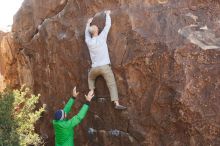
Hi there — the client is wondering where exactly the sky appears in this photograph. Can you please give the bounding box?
[0,0,24,32]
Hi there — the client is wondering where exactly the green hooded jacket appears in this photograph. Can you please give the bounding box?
[52,97,89,146]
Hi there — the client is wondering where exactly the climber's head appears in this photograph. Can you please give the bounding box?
[54,109,66,120]
[89,25,99,37]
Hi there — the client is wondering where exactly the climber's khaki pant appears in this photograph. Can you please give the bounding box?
[88,64,119,101]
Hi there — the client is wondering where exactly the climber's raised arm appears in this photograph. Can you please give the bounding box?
[99,10,111,39]
[85,17,93,42]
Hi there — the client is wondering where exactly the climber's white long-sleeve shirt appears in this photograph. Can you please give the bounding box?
[85,14,111,68]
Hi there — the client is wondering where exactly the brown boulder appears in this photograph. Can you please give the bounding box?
[0,0,220,145]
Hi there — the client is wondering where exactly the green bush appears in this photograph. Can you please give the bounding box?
[0,87,45,146]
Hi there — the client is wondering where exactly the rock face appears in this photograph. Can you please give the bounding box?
[0,31,21,91]
[0,0,220,145]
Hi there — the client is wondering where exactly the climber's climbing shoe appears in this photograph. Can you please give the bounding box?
[115,104,127,110]
[92,96,97,101]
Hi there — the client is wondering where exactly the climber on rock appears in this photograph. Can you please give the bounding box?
[85,10,126,110]
[53,87,94,146]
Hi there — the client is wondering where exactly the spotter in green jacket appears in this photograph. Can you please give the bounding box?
[53,97,90,146]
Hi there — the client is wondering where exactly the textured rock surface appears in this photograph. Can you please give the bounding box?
[0,31,21,91]
[0,0,220,145]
